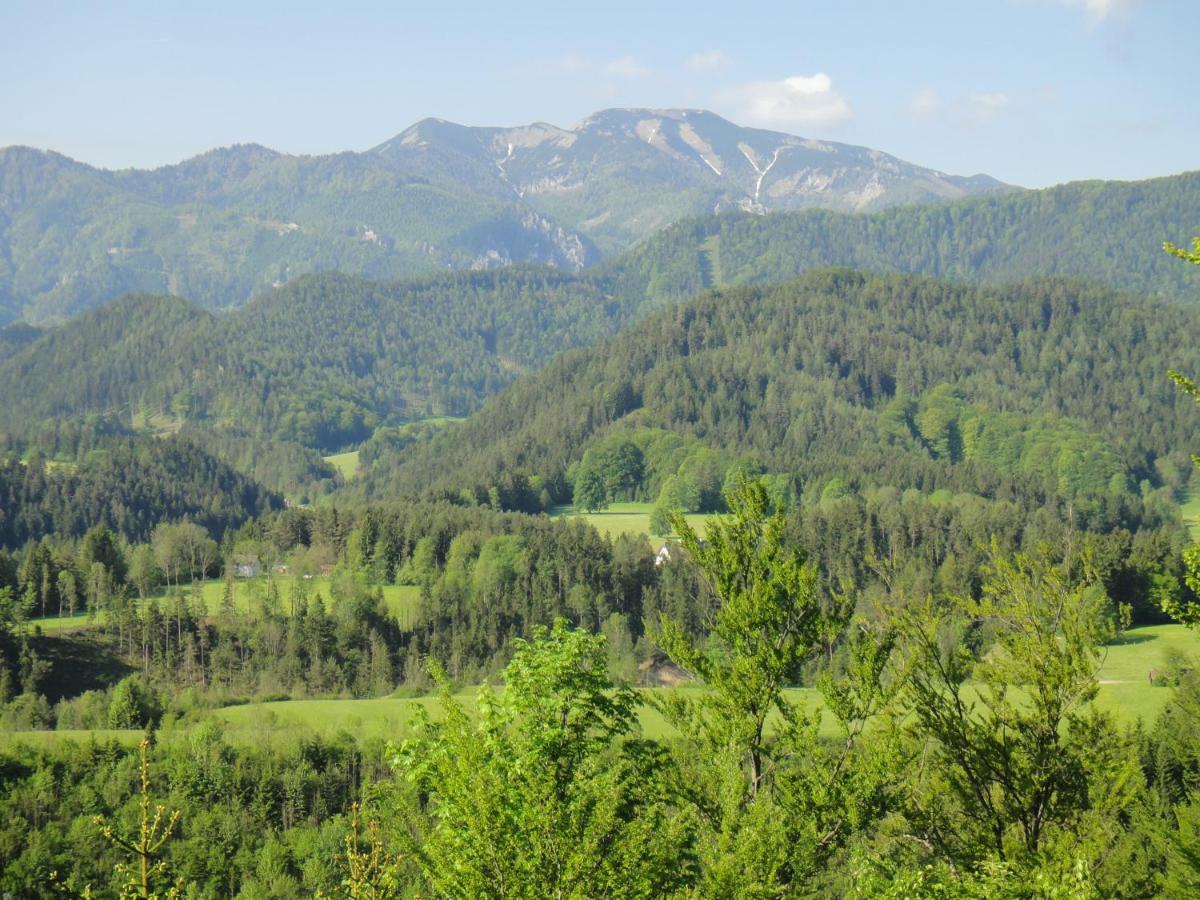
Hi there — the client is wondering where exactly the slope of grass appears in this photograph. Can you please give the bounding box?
[206,686,831,745]
[1091,623,1200,725]
[549,501,719,550]
[323,450,360,480]
[198,626,1200,744]
[7,625,1197,750]
[21,578,422,634]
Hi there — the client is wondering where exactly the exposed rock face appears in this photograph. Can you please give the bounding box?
[372,108,1011,253]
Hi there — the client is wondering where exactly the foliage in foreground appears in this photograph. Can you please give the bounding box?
[390,622,693,897]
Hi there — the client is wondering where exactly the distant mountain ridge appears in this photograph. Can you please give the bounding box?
[604,169,1200,307]
[372,108,1010,251]
[0,108,1009,323]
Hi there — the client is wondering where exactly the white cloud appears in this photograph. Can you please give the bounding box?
[553,54,592,74]
[913,90,1012,128]
[910,88,939,116]
[1053,0,1142,24]
[717,73,851,128]
[687,50,731,73]
[964,92,1009,121]
[603,55,649,79]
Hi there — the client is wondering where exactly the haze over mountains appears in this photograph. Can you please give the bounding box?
[0,108,1010,324]
[378,108,1010,248]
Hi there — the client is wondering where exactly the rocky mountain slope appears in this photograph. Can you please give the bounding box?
[0,109,1008,323]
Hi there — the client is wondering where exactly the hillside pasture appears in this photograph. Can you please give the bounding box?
[20,577,422,634]
[549,501,720,550]
[201,625,1200,743]
[323,449,360,480]
[207,687,832,745]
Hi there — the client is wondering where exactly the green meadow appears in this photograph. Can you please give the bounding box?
[204,688,825,745]
[20,577,423,635]
[323,449,360,480]
[549,501,720,550]
[193,624,1200,743]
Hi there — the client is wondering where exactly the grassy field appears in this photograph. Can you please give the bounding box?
[0,729,144,749]
[21,578,423,634]
[198,625,1200,741]
[207,686,830,745]
[8,624,1198,751]
[323,418,464,482]
[323,450,360,480]
[1091,623,1200,723]
[549,501,721,550]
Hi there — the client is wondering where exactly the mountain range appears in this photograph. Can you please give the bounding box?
[0,108,1009,324]
[1,166,1196,475]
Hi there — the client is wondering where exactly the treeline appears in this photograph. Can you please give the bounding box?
[353,271,1200,524]
[349,503,663,683]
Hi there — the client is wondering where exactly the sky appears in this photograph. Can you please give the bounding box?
[0,0,1194,188]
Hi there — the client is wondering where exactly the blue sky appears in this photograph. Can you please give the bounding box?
[1,0,1194,187]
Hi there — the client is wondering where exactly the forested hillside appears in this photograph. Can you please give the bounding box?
[0,322,40,362]
[357,270,1200,522]
[0,268,626,451]
[5,167,1198,460]
[0,436,280,547]
[608,170,1200,306]
[0,293,212,422]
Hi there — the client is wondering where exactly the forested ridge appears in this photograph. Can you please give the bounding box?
[354,269,1200,519]
[10,264,1196,528]
[0,107,1006,324]
[607,169,1200,307]
[0,436,281,547]
[0,142,598,324]
[0,267,626,452]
